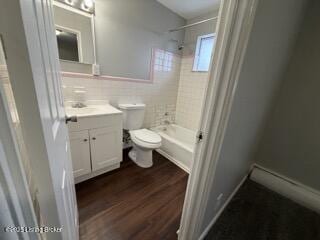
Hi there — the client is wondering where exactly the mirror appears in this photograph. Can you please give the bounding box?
[53,2,95,67]
[52,0,185,80]
[56,28,80,62]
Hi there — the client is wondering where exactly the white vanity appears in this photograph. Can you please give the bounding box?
[65,103,123,183]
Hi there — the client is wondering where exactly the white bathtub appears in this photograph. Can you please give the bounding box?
[152,124,196,173]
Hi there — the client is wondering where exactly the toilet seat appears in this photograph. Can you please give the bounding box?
[132,129,161,143]
[130,129,161,149]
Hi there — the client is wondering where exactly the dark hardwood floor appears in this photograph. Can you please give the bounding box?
[76,149,188,240]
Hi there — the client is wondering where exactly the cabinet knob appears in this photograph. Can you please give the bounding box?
[92,137,96,140]
[83,139,88,142]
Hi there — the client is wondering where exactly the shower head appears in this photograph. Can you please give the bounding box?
[168,38,184,51]
[178,44,184,50]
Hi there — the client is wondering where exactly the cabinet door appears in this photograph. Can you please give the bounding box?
[90,127,122,171]
[69,131,91,178]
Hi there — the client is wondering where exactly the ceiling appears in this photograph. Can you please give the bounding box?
[157,0,221,20]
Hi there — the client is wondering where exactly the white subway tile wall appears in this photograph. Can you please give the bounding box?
[62,49,181,128]
[62,50,210,131]
[175,56,209,130]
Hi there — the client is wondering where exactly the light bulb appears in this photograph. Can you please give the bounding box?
[65,0,74,5]
[83,0,93,8]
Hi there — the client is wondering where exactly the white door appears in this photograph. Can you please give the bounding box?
[27,1,78,239]
[90,127,122,171]
[0,0,78,239]
[69,131,91,178]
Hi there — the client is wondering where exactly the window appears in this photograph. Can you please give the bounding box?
[193,33,216,72]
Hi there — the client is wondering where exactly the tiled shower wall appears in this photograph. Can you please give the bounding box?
[62,49,181,128]
[174,11,216,131]
[175,56,209,130]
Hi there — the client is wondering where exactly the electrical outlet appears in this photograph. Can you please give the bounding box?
[215,193,224,211]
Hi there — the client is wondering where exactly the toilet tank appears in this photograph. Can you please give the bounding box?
[118,103,146,130]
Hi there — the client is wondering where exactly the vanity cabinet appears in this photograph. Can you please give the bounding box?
[67,108,123,183]
[69,131,91,178]
[90,127,122,171]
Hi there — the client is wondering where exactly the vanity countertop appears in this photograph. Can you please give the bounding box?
[65,104,122,118]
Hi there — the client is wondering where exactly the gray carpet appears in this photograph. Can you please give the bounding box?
[205,180,320,240]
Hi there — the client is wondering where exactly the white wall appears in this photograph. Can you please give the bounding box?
[175,11,218,130]
[94,0,185,79]
[256,0,320,191]
[62,49,181,128]
[63,10,218,132]
[60,3,216,131]
[183,11,219,56]
[201,0,308,234]
[175,57,210,130]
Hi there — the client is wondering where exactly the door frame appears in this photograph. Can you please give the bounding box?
[0,76,39,240]
[178,0,259,239]
[0,0,78,239]
[0,0,259,240]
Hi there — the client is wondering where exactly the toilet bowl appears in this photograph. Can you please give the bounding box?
[129,128,161,168]
[118,103,162,168]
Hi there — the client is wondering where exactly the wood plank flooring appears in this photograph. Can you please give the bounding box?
[76,149,188,240]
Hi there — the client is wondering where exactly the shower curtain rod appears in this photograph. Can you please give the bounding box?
[168,16,218,32]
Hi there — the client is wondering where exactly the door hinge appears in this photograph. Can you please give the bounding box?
[197,130,204,143]
[0,34,8,60]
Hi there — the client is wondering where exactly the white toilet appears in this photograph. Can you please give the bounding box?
[118,103,161,168]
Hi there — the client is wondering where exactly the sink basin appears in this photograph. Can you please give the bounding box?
[65,104,122,118]
[66,107,98,116]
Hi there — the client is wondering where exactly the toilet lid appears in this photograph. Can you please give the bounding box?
[132,129,161,144]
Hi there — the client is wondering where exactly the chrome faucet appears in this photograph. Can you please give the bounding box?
[72,102,87,108]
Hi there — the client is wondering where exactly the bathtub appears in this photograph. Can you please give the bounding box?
[152,124,196,173]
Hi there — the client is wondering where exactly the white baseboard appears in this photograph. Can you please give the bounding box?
[250,164,320,214]
[199,174,248,240]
